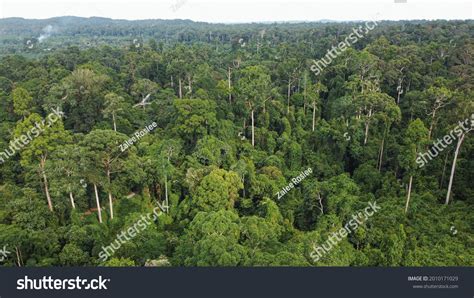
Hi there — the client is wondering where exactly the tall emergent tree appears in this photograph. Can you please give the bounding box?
[237,66,271,147]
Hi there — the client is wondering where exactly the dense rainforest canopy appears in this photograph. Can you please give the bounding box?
[0,17,473,266]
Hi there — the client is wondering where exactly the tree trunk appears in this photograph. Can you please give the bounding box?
[165,154,171,212]
[69,192,76,209]
[251,109,255,147]
[108,192,114,220]
[312,101,316,132]
[15,246,23,267]
[428,110,436,140]
[187,75,192,95]
[112,113,117,132]
[378,133,385,172]
[178,78,183,99]
[445,133,466,205]
[316,193,324,214]
[364,121,370,145]
[287,80,291,114]
[107,169,114,220]
[164,174,169,213]
[440,150,450,189]
[364,109,372,145]
[227,67,232,104]
[94,184,103,223]
[396,77,403,105]
[40,158,53,212]
[405,175,413,213]
[303,77,307,116]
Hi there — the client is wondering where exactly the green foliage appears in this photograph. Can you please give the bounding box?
[0,19,472,267]
[191,169,243,215]
[12,87,33,117]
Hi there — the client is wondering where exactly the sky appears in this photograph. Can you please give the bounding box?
[0,0,472,23]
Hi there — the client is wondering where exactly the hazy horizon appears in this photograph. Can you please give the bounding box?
[1,15,473,24]
[0,0,472,23]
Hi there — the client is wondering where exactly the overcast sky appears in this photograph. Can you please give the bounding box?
[0,0,472,22]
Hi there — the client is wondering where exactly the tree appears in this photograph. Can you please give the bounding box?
[175,210,248,266]
[399,119,429,213]
[48,144,86,209]
[425,85,453,140]
[59,243,89,265]
[237,66,272,147]
[81,130,133,221]
[445,96,473,205]
[146,139,182,212]
[131,79,158,110]
[14,113,71,211]
[166,45,196,99]
[12,87,33,117]
[191,169,243,215]
[305,80,327,132]
[60,69,108,132]
[353,79,395,145]
[173,99,218,148]
[103,93,126,132]
[376,98,401,171]
[278,58,301,114]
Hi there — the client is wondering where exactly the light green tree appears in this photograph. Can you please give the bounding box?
[12,87,33,117]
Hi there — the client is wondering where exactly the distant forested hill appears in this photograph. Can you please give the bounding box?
[1,17,472,57]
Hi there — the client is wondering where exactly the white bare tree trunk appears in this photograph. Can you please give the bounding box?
[94,184,103,223]
[251,109,255,147]
[378,134,385,171]
[428,110,437,141]
[227,67,232,104]
[164,175,169,214]
[364,109,372,145]
[405,175,413,213]
[287,80,291,114]
[112,113,117,132]
[108,192,114,220]
[445,133,467,205]
[40,158,53,212]
[107,170,114,219]
[187,75,192,95]
[69,192,76,209]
